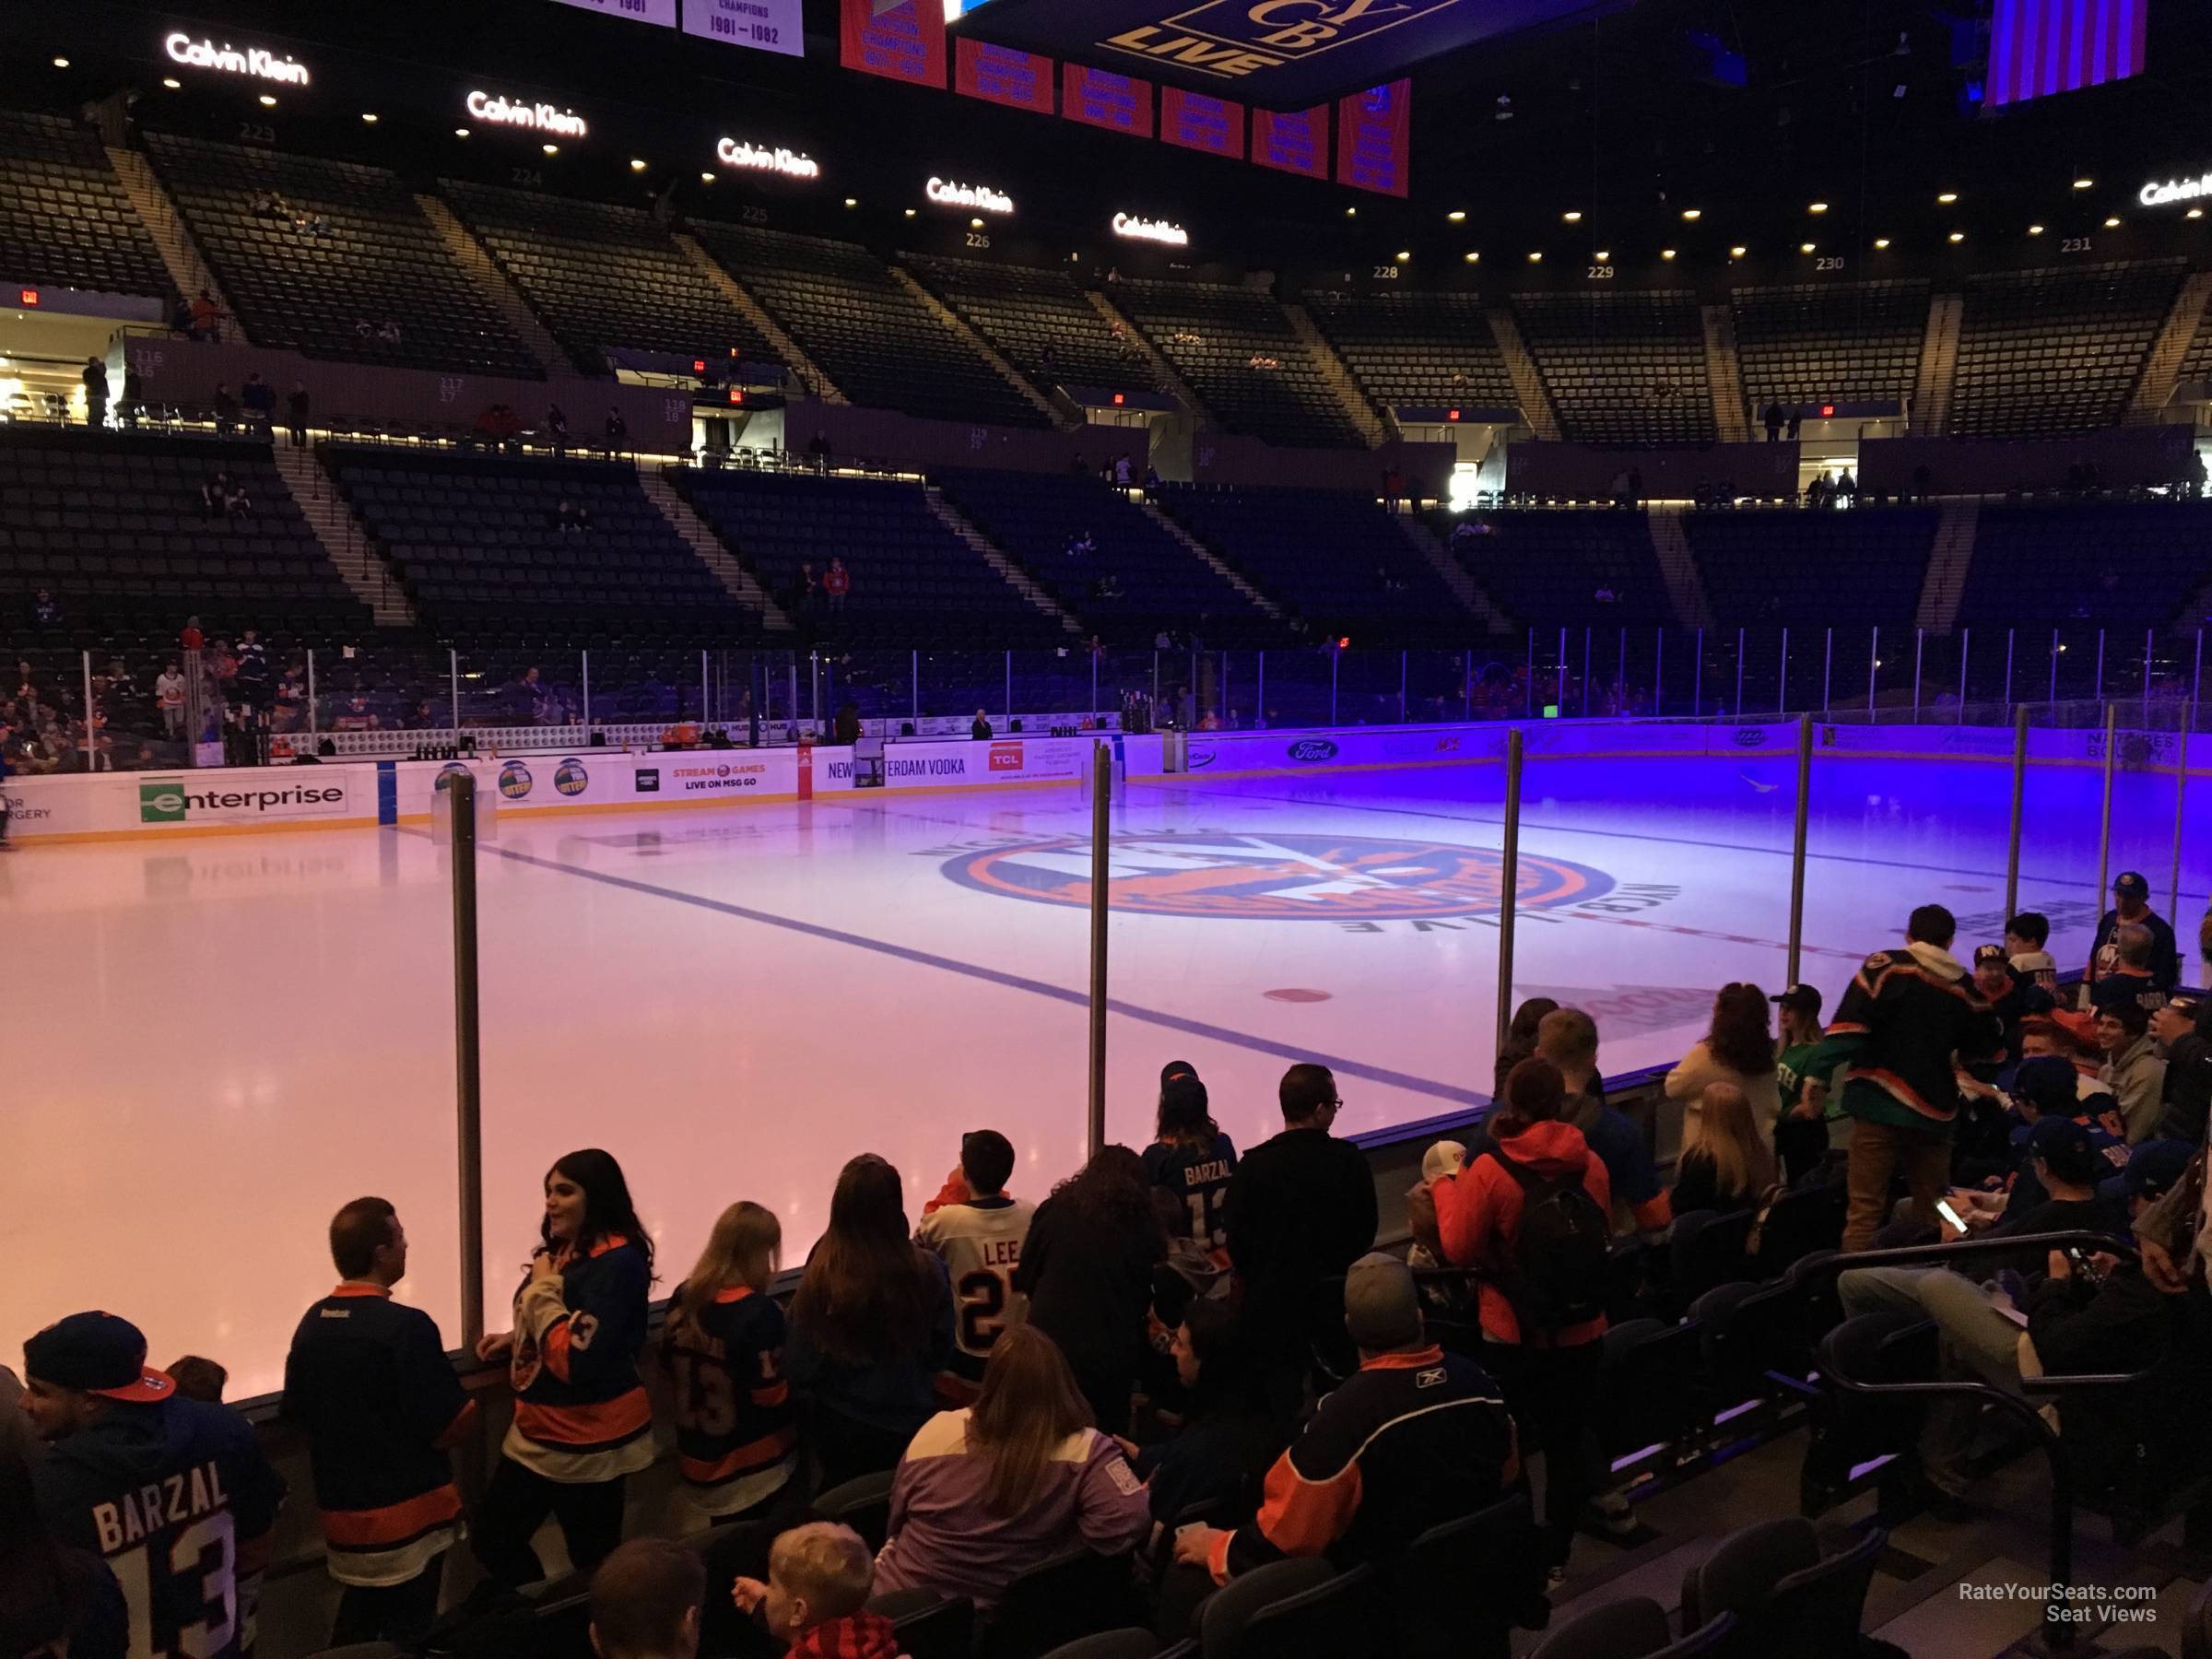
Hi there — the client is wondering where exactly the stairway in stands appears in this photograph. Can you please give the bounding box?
[1912,291,1964,435]
[1913,499,1981,632]
[1700,303,1752,443]
[1644,506,1716,629]
[1282,300,1393,444]
[635,469,791,631]
[921,488,1083,634]
[888,265,1068,429]
[1394,514,1512,634]
[674,234,842,403]
[416,193,572,375]
[269,443,415,626]
[2127,268,2212,424]
[1485,308,1562,441]
[1084,289,1209,422]
[1131,496,1284,620]
[105,146,241,345]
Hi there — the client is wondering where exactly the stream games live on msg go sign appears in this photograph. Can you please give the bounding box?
[947,0,1597,107]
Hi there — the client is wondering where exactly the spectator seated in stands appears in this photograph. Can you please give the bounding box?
[784,1155,954,1488]
[734,1523,896,1659]
[1065,529,1096,559]
[1169,1254,1517,1602]
[1669,1082,1779,1218]
[1115,1295,1276,1537]
[376,319,402,347]
[551,498,594,534]
[2151,992,2212,1146]
[869,1325,1149,1610]
[1838,1135,2194,1514]
[2098,1001,2167,1144]
[592,1536,706,1659]
[30,589,62,628]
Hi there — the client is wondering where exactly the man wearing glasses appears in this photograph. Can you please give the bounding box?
[1225,1065,1380,1412]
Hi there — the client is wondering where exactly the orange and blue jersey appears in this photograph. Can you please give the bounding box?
[283,1284,476,1587]
[505,1233,653,1482]
[661,1281,798,1517]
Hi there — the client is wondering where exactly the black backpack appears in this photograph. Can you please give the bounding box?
[1487,1144,1611,1331]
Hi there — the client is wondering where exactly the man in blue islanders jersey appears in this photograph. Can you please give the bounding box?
[22,1312,285,1659]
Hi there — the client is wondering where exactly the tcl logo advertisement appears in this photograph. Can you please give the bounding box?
[989,743,1026,771]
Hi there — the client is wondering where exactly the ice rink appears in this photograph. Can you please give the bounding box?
[6,723,2199,1395]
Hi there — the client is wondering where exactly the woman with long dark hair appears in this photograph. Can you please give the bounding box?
[1143,1065,1237,1259]
[871,1326,1150,1610]
[663,1201,798,1524]
[0,1409,126,1659]
[472,1148,655,1585]
[1117,1295,1277,1533]
[1665,982,1782,1151]
[1013,1146,1169,1435]
[1494,997,1560,1098]
[785,1155,954,1488]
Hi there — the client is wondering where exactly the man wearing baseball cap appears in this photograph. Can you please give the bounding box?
[1771,984,1843,1185]
[2087,873,2180,997]
[1168,1254,1523,1630]
[22,1312,285,1659]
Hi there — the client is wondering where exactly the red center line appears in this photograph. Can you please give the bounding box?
[1568,911,1866,959]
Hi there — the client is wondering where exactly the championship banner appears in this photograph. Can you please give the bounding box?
[552,0,677,23]
[684,0,803,56]
[1160,87,1244,159]
[1335,78,1410,196]
[1063,65,1155,136]
[1251,103,1328,179]
[841,0,947,87]
[956,37,1056,113]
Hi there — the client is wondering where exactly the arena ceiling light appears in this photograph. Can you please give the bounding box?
[629,158,646,171]
[257,94,276,107]
[971,216,985,228]
[1936,191,1959,204]
[51,56,68,68]
[1447,209,1465,222]
[843,196,858,206]
[2192,208,2206,219]
[1807,201,1828,214]
[2104,215,2122,227]
[1526,250,1542,262]
[2074,177,2094,189]
[699,171,712,182]
[2028,222,2045,234]
[361,112,379,124]
[161,77,181,88]
[1680,207,1701,220]
[904,207,918,218]
[1873,236,1891,248]
[1661,248,1677,259]
[1593,249,1609,260]
[1463,251,1478,262]
[1345,206,1357,217]
[1729,244,1747,257]
[1947,229,1965,241]
[1562,209,1582,222]
[455,127,471,138]
[1800,241,1815,253]
[1394,249,1411,262]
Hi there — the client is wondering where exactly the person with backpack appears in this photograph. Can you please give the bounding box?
[1428,1056,1612,1580]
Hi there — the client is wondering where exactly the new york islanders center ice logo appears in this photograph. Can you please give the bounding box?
[944,831,1611,921]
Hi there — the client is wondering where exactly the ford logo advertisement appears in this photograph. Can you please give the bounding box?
[1287,739,1339,764]
[1732,727,1768,748]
